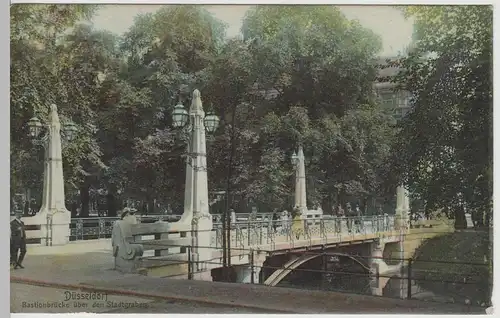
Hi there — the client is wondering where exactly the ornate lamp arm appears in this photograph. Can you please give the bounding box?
[31,127,50,147]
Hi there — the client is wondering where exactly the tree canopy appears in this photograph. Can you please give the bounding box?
[384,5,493,228]
[10,4,492,223]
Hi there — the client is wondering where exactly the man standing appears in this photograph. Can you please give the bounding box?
[335,204,344,233]
[10,212,27,269]
[272,209,279,232]
[355,204,362,233]
[346,203,354,233]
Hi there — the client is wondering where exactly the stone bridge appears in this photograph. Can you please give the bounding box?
[110,213,412,297]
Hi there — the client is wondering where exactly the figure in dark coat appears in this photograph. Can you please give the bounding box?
[10,213,27,269]
[272,210,279,232]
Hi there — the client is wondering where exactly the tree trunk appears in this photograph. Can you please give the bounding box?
[106,192,117,217]
[70,201,78,218]
[453,205,467,230]
[148,198,155,214]
[79,181,90,217]
[362,197,368,215]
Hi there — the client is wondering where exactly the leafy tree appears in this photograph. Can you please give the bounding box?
[235,6,395,212]
[386,6,493,228]
[111,5,227,212]
[11,4,402,220]
[10,4,101,205]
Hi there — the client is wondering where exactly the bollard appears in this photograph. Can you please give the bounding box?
[187,246,193,280]
[407,258,413,299]
[250,249,255,284]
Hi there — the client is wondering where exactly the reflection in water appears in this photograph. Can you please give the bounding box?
[276,261,489,306]
[278,269,415,299]
[276,261,433,301]
[277,256,372,295]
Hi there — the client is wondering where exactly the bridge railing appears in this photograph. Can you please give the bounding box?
[211,212,324,223]
[130,221,190,260]
[68,215,179,242]
[18,216,50,245]
[19,214,183,246]
[212,215,397,249]
[22,213,397,246]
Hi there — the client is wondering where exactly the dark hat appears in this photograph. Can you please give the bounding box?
[120,207,136,219]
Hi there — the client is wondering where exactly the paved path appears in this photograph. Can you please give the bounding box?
[11,252,485,314]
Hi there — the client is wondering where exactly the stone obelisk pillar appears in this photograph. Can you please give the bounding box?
[395,185,411,228]
[37,104,71,245]
[181,90,212,274]
[294,146,308,217]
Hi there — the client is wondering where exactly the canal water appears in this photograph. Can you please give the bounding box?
[278,266,490,306]
[276,263,463,303]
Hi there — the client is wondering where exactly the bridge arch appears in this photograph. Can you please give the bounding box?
[263,252,371,287]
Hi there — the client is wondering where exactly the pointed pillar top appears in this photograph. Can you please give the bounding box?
[190,89,204,113]
[49,103,60,126]
[297,145,304,159]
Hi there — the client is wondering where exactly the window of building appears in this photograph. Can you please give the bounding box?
[380,92,397,109]
[397,91,411,109]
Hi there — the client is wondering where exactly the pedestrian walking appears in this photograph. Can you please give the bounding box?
[10,212,27,269]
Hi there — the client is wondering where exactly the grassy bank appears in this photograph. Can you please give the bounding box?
[412,229,492,305]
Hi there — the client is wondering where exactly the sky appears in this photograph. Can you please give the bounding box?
[92,5,414,57]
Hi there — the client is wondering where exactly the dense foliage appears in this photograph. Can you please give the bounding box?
[382,6,493,228]
[10,5,492,223]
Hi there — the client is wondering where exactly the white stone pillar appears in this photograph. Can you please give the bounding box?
[235,252,266,284]
[403,188,411,220]
[294,146,308,216]
[369,241,386,296]
[395,185,410,230]
[34,104,70,245]
[183,142,194,220]
[181,90,213,272]
[235,265,260,284]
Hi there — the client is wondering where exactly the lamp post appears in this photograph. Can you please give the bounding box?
[291,145,307,217]
[171,89,220,272]
[27,104,77,245]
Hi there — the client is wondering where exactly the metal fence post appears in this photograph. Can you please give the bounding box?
[247,221,251,246]
[98,218,105,239]
[407,258,413,299]
[46,215,50,246]
[187,245,193,280]
[250,248,255,284]
[321,246,327,290]
[50,216,53,246]
[259,224,263,245]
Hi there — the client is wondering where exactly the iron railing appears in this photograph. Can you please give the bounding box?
[69,215,180,241]
[65,214,396,243]
[211,215,396,249]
